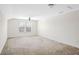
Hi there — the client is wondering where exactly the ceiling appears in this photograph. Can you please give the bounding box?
[0,4,79,20]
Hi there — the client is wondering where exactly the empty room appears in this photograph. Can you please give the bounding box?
[0,4,79,55]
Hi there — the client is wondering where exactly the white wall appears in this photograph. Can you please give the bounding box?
[8,19,38,37]
[38,10,79,48]
[0,11,7,53]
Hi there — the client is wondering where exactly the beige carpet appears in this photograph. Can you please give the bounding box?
[1,36,79,55]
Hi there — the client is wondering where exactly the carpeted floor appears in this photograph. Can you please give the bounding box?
[1,36,79,55]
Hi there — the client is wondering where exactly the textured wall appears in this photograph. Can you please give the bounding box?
[38,10,79,48]
[0,11,7,53]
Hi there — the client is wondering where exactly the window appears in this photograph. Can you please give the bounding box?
[18,22,25,32]
[26,21,31,32]
[18,21,31,32]
[19,27,25,32]
[26,27,31,32]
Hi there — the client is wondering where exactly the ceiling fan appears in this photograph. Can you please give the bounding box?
[48,4,54,8]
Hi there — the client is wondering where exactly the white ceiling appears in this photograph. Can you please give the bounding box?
[0,4,79,20]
